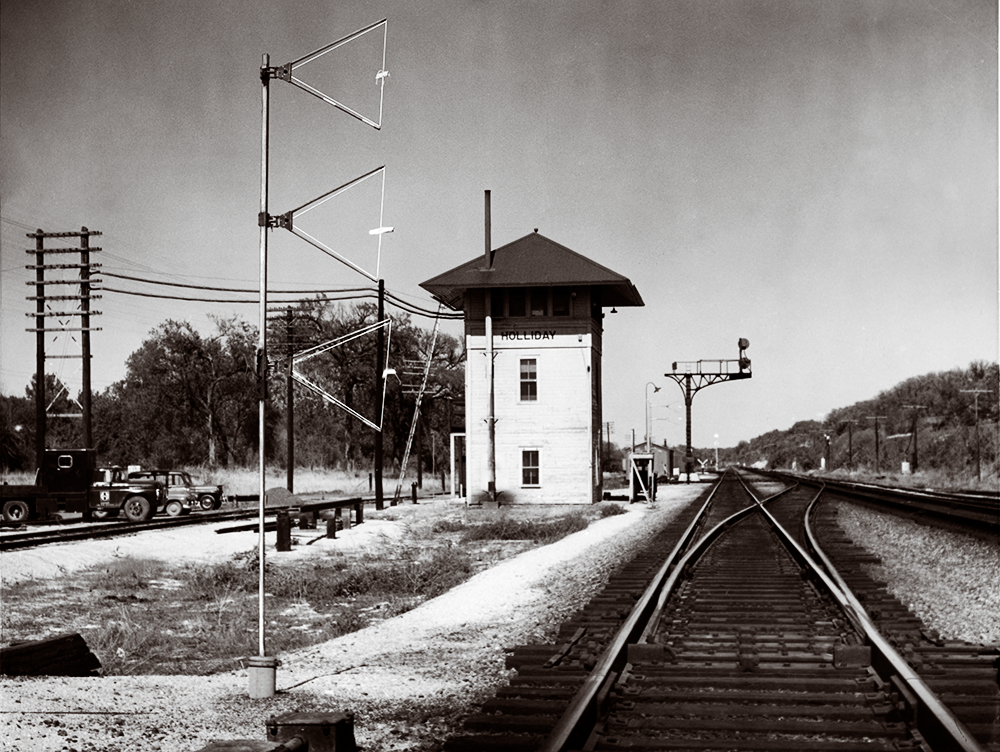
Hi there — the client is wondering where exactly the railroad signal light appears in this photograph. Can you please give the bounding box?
[738,338,750,372]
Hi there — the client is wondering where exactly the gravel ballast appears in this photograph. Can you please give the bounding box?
[835,502,1000,644]
[1,487,702,752]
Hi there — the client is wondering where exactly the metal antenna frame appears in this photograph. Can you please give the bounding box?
[256,19,389,667]
[290,317,393,431]
[273,165,390,282]
[277,18,389,129]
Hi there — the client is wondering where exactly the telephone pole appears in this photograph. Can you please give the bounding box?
[901,404,928,473]
[960,389,991,481]
[26,227,102,464]
[866,415,887,474]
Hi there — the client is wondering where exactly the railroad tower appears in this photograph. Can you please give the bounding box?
[421,227,643,504]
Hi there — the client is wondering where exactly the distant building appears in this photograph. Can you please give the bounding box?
[421,231,642,504]
[628,441,677,479]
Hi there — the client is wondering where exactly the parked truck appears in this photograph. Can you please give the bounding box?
[1,449,166,524]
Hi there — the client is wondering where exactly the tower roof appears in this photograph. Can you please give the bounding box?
[419,232,644,311]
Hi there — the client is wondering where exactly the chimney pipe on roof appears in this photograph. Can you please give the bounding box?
[484,190,491,270]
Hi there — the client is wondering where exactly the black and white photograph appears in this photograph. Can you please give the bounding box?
[1,1,997,750]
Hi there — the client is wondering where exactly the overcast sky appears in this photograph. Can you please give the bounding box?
[2,0,996,450]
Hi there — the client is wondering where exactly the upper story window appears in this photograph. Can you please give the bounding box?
[552,287,571,316]
[520,358,537,401]
[508,288,527,317]
[489,289,504,318]
[529,287,547,316]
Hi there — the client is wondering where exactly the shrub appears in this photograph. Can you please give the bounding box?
[431,518,468,534]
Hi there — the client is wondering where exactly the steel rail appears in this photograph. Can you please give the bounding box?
[0,508,258,551]
[756,469,1000,530]
[537,472,753,752]
[803,487,985,752]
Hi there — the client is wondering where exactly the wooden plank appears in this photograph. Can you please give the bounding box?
[0,633,101,676]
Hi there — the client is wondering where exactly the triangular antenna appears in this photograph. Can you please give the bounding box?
[276,19,388,129]
[290,318,392,430]
[276,166,391,282]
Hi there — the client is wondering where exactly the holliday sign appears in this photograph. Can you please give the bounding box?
[496,328,558,341]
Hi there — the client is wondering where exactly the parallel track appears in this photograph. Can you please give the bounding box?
[0,492,370,551]
[442,472,997,751]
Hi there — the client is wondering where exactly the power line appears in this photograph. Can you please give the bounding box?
[101,271,372,295]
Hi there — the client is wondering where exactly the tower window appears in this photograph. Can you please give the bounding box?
[522,449,540,486]
[552,287,571,316]
[508,288,527,317]
[529,287,547,316]
[520,359,537,402]
[489,289,503,318]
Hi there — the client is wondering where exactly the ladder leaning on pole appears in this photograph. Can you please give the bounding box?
[392,305,442,504]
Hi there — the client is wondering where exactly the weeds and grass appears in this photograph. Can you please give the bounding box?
[4,506,616,676]
[458,512,591,543]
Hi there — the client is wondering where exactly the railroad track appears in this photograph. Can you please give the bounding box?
[442,471,997,751]
[0,492,372,551]
[0,507,259,551]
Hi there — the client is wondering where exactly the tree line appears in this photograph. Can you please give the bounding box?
[721,361,998,477]
[1,298,464,475]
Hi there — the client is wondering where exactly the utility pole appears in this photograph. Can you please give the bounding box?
[960,389,990,481]
[665,339,752,482]
[866,415,887,474]
[375,278,385,509]
[26,227,102,464]
[482,190,496,504]
[839,419,858,469]
[266,306,319,493]
[602,421,613,474]
[902,404,928,473]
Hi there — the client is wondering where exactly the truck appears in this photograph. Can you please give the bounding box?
[128,469,224,512]
[1,449,166,524]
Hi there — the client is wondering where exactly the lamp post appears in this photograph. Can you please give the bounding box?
[645,382,660,452]
[714,434,719,470]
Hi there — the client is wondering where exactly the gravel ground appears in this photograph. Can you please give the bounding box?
[3,486,996,752]
[0,486,703,752]
[835,502,1000,644]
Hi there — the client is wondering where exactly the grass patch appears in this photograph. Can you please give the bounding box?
[459,513,590,543]
[596,503,628,518]
[2,506,620,676]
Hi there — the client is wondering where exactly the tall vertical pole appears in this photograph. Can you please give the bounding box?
[684,376,693,481]
[485,191,496,502]
[80,229,93,449]
[961,390,989,481]
[285,311,294,493]
[866,416,885,473]
[874,417,880,473]
[375,278,385,510]
[848,422,853,468]
[257,53,270,660]
[34,232,45,470]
